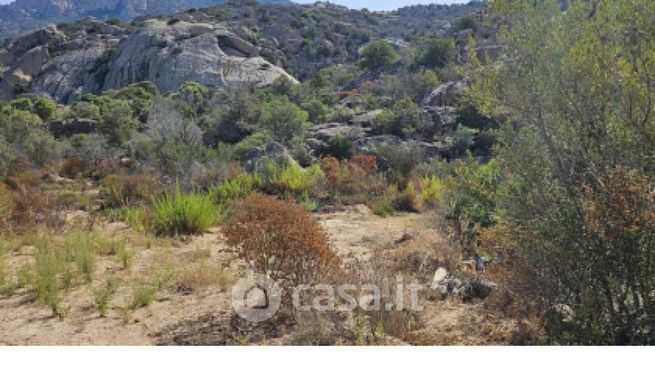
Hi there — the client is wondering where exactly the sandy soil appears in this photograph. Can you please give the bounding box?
[0,205,515,345]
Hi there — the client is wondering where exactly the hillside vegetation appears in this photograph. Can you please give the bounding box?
[0,0,653,345]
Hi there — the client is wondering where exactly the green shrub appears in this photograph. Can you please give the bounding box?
[107,206,154,234]
[27,243,69,317]
[259,96,310,143]
[369,187,398,217]
[256,161,324,197]
[359,40,398,70]
[153,187,220,235]
[210,173,259,204]
[445,158,501,228]
[129,281,158,309]
[93,277,118,317]
[421,176,447,203]
[116,247,134,270]
[372,97,423,138]
[415,36,455,69]
[302,98,332,123]
[323,135,353,160]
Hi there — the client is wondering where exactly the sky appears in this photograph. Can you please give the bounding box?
[0,1,464,11]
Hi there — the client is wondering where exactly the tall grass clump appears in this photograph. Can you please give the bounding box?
[93,277,119,317]
[153,187,220,235]
[107,206,154,234]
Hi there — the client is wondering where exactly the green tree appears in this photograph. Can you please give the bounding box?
[470,0,655,344]
[359,40,398,70]
[415,36,455,69]
[259,96,310,144]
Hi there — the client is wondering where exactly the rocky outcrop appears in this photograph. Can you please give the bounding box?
[353,135,443,166]
[421,79,469,108]
[101,20,297,94]
[0,1,291,37]
[0,18,296,102]
[431,267,495,302]
[240,142,296,173]
[48,118,98,138]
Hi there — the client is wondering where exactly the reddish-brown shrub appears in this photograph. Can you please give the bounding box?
[101,174,162,208]
[0,174,67,233]
[320,154,380,198]
[223,194,340,287]
[59,158,92,179]
[349,153,377,175]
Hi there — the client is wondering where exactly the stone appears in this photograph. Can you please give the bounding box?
[240,142,297,173]
[0,19,297,102]
[421,79,468,108]
[47,118,98,138]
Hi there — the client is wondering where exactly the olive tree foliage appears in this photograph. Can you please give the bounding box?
[469,0,655,344]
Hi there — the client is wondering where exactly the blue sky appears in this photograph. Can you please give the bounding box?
[0,1,464,11]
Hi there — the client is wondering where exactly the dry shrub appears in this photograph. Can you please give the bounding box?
[0,183,14,230]
[58,158,92,179]
[1,172,67,233]
[224,194,341,287]
[176,262,235,294]
[321,153,382,198]
[101,173,161,208]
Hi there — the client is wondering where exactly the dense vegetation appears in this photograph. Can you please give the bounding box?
[0,0,653,345]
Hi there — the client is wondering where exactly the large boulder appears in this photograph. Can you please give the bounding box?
[47,118,98,138]
[308,122,371,142]
[101,20,296,93]
[421,79,468,108]
[0,19,297,102]
[353,135,442,164]
[240,142,297,173]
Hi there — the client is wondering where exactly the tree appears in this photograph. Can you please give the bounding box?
[258,96,310,144]
[359,40,398,70]
[470,0,655,344]
[415,36,455,69]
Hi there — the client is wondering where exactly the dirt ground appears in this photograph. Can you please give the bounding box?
[0,205,516,345]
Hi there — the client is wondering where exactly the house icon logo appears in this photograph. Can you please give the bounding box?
[231,274,282,323]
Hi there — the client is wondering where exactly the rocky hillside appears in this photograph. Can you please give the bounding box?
[0,1,486,102]
[0,0,291,37]
[0,16,297,102]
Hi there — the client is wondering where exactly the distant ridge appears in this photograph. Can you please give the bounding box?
[0,0,291,36]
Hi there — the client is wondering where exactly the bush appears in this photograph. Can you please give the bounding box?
[375,144,424,186]
[322,135,353,160]
[372,98,423,138]
[255,161,324,198]
[302,98,332,124]
[101,174,161,208]
[445,158,501,228]
[93,277,118,317]
[269,164,324,196]
[258,96,310,144]
[107,205,154,235]
[153,187,220,235]
[420,175,446,204]
[210,173,259,205]
[130,281,158,309]
[415,36,455,69]
[359,40,398,70]
[224,194,340,287]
